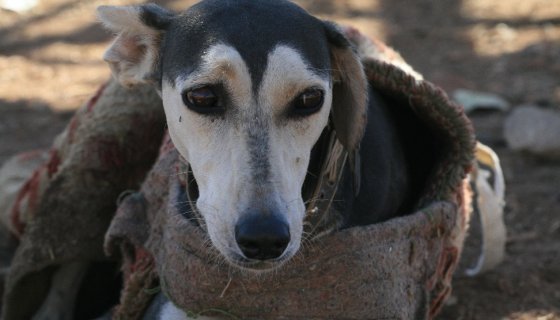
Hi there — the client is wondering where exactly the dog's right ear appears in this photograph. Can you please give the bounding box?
[323,22,368,195]
[97,4,174,87]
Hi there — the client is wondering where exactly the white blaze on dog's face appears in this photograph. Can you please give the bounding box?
[98,0,367,271]
[163,44,331,268]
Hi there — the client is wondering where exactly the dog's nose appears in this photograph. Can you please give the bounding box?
[235,214,290,261]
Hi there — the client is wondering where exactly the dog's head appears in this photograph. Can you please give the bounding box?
[98,0,367,271]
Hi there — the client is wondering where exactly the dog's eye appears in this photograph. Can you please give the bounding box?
[182,86,223,114]
[292,88,324,115]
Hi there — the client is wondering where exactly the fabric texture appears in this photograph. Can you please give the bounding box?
[1,81,165,319]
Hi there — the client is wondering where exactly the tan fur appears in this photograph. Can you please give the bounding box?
[329,46,368,153]
[97,5,162,87]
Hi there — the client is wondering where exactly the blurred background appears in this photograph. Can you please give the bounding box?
[0,0,559,319]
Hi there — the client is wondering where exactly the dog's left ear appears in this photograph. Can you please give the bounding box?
[97,4,174,87]
[323,22,368,155]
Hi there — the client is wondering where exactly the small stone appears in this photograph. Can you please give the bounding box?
[453,89,510,113]
[504,106,560,158]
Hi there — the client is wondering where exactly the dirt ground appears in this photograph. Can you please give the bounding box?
[1,0,559,319]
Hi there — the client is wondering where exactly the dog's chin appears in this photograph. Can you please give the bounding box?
[225,253,292,274]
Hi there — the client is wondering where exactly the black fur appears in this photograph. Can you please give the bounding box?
[333,87,439,227]
[159,0,331,89]
[334,88,411,226]
[323,21,352,49]
[140,3,174,30]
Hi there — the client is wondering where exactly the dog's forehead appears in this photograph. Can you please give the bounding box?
[161,0,331,85]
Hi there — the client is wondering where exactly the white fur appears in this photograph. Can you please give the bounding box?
[160,302,188,320]
[162,44,331,269]
[258,46,332,258]
[163,44,255,264]
[159,301,218,320]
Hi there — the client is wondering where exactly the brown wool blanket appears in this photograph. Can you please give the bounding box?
[0,28,475,320]
[1,81,165,320]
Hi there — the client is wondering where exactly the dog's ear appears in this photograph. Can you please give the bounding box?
[323,22,368,154]
[97,4,174,87]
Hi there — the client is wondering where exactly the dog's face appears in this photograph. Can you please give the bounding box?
[98,0,367,271]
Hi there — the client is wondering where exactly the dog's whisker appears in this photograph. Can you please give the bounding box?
[178,214,206,225]
[285,246,310,271]
[170,170,190,177]
[301,236,322,255]
[196,200,220,214]
[172,199,197,205]
[303,197,333,205]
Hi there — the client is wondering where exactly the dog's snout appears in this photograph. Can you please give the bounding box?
[235,214,290,261]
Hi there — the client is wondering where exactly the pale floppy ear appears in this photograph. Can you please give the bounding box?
[323,21,368,154]
[323,22,368,194]
[97,4,174,87]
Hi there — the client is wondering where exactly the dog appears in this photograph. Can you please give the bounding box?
[96,0,414,318]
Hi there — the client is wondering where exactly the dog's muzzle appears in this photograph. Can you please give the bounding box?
[179,129,348,270]
[235,213,290,261]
